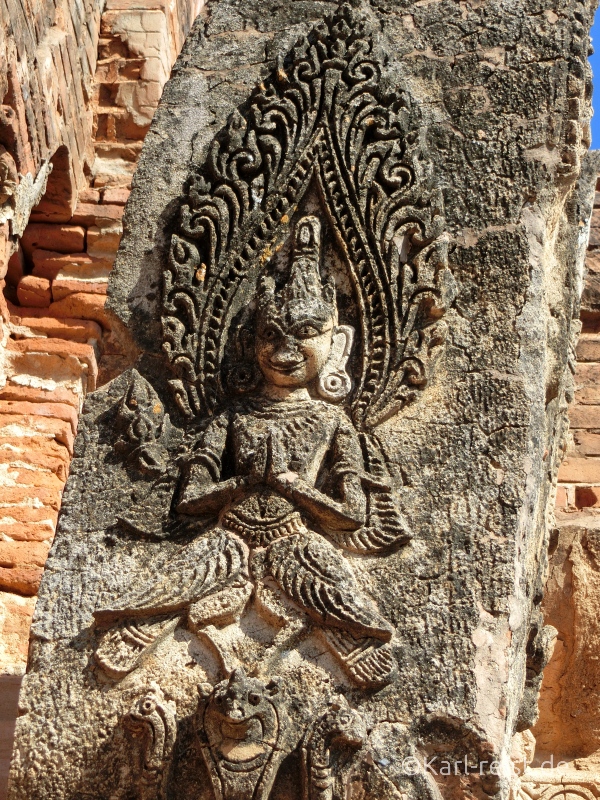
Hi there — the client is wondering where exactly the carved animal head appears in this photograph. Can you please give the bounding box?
[202,669,282,763]
[301,696,366,800]
[114,370,167,474]
[124,683,177,773]
[198,670,298,800]
[313,696,367,751]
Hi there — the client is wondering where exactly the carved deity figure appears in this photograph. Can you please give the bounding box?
[95,216,409,690]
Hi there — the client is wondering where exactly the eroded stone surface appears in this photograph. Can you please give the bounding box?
[8,1,598,798]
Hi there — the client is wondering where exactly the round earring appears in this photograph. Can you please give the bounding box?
[317,369,352,402]
[226,362,261,394]
[316,324,354,403]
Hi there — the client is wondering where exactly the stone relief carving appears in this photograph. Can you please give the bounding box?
[87,5,454,797]
[113,370,170,476]
[196,670,295,800]
[518,770,600,800]
[95,616,179,679]
[96,211,418,693]
[17,5,452,799]
[8,0,595,795]
[161,1,451,427]
[519,790,597,800]
[301,696,366,800]
[124,684,178,800]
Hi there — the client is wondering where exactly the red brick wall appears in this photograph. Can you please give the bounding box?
[529,179,600,768]
[0,0,105,214]
[0,2,203,795]
[0,0,105,690]
[557,180,600,507]
[0,1,106,553]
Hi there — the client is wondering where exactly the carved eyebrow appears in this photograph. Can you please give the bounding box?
[290,318,333,333]
[258,320,285,335]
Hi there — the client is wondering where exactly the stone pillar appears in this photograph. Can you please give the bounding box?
[8,2,597,798]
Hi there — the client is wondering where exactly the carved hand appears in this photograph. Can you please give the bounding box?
[248,436,269,486]
[263,430,300,490]
[268,473,365,532]
[177,463,247,515]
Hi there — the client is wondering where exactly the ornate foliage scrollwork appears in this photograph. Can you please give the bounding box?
[162,1,453,429]
[518,780,598,800]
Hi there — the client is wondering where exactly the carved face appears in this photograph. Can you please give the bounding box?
[204,671,281,763]
[255,309,334,389]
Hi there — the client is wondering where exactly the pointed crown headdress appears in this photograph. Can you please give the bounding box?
[257,216,336,326]
[162,2,453,426]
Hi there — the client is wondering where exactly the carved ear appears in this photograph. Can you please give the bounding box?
[317,324,354,403]
[198,683,213,700]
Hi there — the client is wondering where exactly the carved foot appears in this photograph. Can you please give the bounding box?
[95,617,178,678]
[321,629,396,690]
[252,581,309,673]
[187,579,253,631]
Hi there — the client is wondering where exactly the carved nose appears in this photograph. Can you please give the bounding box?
[229,702,244,719]
[271,338,303,366]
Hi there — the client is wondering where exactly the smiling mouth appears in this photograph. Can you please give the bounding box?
[269,362,304,373]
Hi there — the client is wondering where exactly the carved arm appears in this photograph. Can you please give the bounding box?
[269,472,367,532]
[176,462,245,515]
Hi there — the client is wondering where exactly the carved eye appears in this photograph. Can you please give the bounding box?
[262,327,279,341]
[248,692,261,706]
[295,325,319,339]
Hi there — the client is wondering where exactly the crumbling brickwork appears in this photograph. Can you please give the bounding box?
[557,181,600,508]
[0,1,203,795]
[530,180,600,782]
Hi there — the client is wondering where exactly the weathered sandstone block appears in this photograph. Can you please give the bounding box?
[8,2,598,799]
